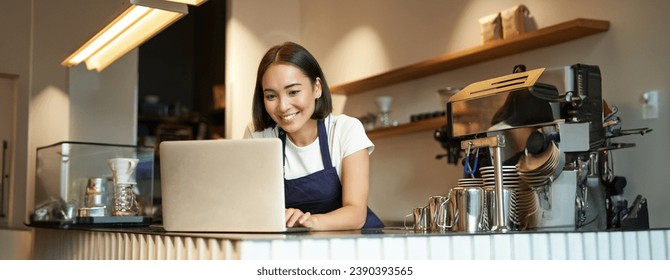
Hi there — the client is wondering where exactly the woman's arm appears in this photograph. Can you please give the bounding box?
[287,148,370,230]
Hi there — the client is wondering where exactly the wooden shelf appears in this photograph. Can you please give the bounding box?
[367,117,446,140]
[356,18,610,140]
[331,18,610,96]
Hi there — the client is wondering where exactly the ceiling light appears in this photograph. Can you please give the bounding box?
[62,0,196,72]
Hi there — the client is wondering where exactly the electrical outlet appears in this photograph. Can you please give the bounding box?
[642,90,659,119]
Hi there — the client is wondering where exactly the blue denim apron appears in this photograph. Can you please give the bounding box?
[280,120,384,229]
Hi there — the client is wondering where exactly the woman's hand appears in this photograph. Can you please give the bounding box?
[285,208,315,228]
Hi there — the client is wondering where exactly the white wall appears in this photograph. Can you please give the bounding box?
[229,0,670,228]
[0,0,139,250]
[225,0,302,139]
[0,0,32,229]
[69,55,138,145]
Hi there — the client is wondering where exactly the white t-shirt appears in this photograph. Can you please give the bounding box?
[243,114,374,180]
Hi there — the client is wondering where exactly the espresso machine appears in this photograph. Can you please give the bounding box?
[433,64,651,232]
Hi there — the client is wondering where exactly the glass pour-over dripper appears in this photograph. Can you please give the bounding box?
[376,96,394,127]
[108,158,139,216]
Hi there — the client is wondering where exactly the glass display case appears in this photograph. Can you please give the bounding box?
[31,141,154,227]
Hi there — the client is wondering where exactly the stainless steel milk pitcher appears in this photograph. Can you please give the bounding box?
[448,187,486,232]
[404,206,429,231]
[428,195,450,231]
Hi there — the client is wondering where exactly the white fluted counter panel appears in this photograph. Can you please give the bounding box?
[32,228,670,260]
[33,229,239,260]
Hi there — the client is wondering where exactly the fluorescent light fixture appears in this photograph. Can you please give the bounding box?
[164,0,208,6]
[62,0,191,72]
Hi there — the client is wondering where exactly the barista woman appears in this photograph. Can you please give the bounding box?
[243,42,384,230]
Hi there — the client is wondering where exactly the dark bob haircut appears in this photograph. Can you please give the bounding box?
[252,41,333,131]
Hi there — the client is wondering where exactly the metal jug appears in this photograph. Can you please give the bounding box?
[404,206,429,231]
[448,187,486,232]
[428,195,450,232]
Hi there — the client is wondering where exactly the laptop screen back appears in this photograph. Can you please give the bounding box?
[159,138,287,232]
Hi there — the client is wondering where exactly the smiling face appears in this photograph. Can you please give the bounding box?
[262,63,322,144]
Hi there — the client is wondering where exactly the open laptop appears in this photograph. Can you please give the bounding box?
[159,138,306,233]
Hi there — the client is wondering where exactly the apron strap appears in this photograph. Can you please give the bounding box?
[316,119,332,168]
[278,119,332,169]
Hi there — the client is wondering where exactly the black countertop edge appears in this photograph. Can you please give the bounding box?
[27,224,669,241]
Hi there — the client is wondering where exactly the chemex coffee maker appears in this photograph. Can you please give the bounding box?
[431,64,652,232]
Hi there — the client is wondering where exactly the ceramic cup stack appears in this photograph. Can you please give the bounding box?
[513,142,565,230]
[516,141,564,187]
[108,158,139,216]
[457,177,484,188]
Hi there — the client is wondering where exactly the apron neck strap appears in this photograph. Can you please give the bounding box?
[278,119,332,168]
